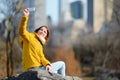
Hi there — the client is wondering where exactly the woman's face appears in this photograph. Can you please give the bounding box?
[37,27,47,38]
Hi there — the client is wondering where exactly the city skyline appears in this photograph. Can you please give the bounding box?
[46,0,80,25]
[46,0,86,25]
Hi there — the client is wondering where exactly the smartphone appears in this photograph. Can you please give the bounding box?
[29,7,36,12]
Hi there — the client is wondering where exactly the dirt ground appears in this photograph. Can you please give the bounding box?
[0,38,7,79]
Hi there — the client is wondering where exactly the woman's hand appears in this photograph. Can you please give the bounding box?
[46,64,51,72]
[23,8,29,16]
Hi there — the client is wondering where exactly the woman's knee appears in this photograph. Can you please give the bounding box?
[57,61,65,67]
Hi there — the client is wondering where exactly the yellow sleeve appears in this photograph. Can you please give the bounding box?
[18,16,30,41]
[40,51,50,66]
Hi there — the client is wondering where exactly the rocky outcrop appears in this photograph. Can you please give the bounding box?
[95,69,120,80]
[2,70,82,80]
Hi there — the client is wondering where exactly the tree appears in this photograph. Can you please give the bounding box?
[0,0,23,77]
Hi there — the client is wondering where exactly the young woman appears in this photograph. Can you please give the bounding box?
[18,8,66,76]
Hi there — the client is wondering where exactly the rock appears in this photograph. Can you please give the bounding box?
[95,69,120,80]
[65,76,82,80]
[2,70,82,80]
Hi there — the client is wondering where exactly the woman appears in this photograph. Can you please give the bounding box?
[18,8,66,76]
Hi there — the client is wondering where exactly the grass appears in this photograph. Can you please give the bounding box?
[82,77,95,80]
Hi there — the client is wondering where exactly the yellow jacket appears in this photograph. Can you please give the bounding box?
[18,16,50,72]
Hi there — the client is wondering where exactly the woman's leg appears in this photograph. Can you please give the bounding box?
[28,61,66,76]
[50,61,66,76]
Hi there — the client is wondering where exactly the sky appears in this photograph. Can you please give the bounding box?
[46,0,79,25]
[46,0,58,25]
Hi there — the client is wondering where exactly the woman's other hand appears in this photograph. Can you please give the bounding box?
[46,64,51,72]
[23,8,29,16]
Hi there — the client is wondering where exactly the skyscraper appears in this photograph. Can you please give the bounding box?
[87,0,93,28]
[70,1,83,19]
[58,0,72,22]
[35,0,46,29]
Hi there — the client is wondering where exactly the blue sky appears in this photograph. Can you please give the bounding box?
[46,0,58,25]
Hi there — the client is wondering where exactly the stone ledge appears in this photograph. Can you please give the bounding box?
[2,70,82,80]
